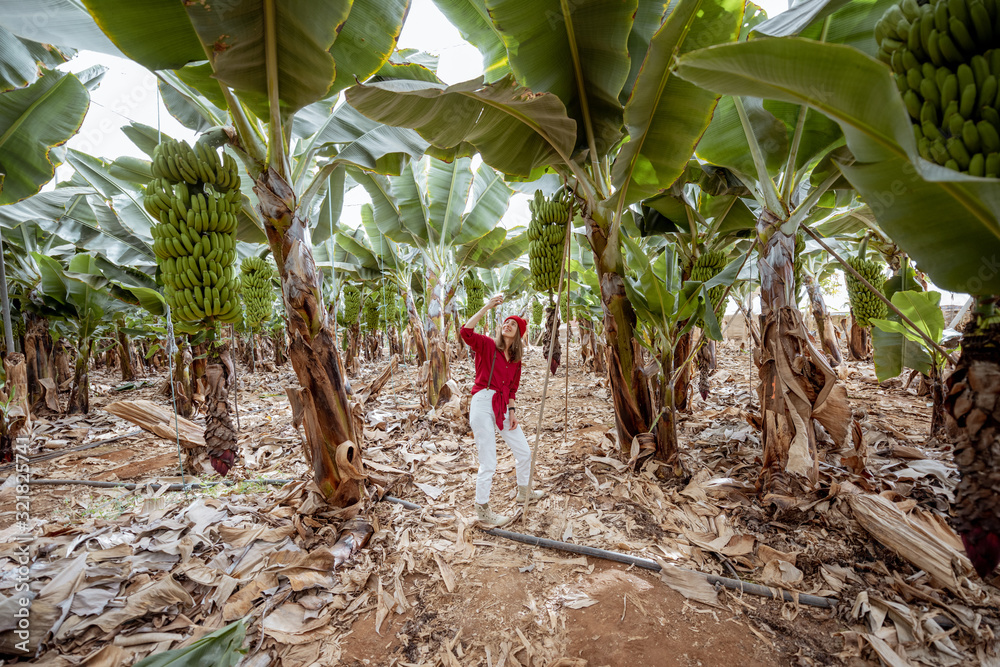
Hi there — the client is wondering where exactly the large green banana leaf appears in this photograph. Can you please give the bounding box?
[481,0,636,155]
[695,96,787,179]
[79,0,344,115]
[352,156,517,279]
[346,76,577,178]
[415,158,474,249]
[456,228,529,269]
[326,0,410,98]
[310,104,430,177]
[0,186,153,271]
[0,0,122,58]
[871,273,933,381]
[677,38,1000,295]
[0,26,47,91]
[610,0,745,210]
[79,0,406,118]
[0,69,89,204]
[310,168,346,246]
[750,0,894,58]
[620,1,671,105]
[156,70,227,134]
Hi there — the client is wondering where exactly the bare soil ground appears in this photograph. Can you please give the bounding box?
[1,331,997,666]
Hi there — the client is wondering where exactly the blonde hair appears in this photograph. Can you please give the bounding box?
[493,327,523,364]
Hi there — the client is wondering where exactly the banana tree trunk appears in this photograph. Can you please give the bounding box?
[389,326,402,357]
[653,350,684,475]
[2,353,29,426]
[674,331,691,411]
[756,212,849,496]
[542,305,562,377]
[947,317,1000,579]
[1,353,28,463]
[404,290,427,366]
[346,322,361,375]
[67,339,92,414]
[805,278,842,367]
[256,167,363,506]
[697,338,715,401]
[848,317,870,361]
[272,329,287,366]
[117,324,136,382]
[55,341,71,386]
[170,340,194,418]
[425,274,448,408]
[204,342,238,476]
[25,313,57,413]
[583,205,660,461]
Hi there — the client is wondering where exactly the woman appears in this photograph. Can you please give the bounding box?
[461,294,544,527]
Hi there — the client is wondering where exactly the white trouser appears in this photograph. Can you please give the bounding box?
[469,389,531,505]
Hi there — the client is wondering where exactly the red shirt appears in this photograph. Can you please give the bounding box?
[461,327,521,431]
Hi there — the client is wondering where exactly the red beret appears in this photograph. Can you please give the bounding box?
[504,315,527,338]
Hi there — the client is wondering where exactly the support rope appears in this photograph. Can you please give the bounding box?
[521,194,574,523]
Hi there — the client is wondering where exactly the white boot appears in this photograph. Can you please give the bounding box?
[515,485,545,502]
[475,502,511,527]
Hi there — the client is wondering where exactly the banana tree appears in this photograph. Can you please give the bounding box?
[620,234,735,470]
[1,221,76,412]
[329,198,424,368]
[674,7,1000,575]
[640,161,757,407]
[355,155,525,407]
[347,0,747,463]
[0,36,91,358]
[800,250,844,367]
[38,0,434,505]
[661,2,908,496]
[30,252,165,413]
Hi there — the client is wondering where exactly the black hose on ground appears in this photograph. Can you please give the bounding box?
[484,527,839,609]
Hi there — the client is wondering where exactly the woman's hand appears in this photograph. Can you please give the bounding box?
[509,411,518,429]
[486,294,504,310]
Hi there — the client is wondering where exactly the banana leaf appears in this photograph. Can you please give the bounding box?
[871,273,933,381]
[347,76,577,178]
[610,0,745,209]
[676,38,1000,295]
[0,69,89,204]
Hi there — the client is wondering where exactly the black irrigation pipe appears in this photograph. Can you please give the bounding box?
[381,495,959,629]
[379,496,836,608]
[484,527,837,609]
[24,478,295,492]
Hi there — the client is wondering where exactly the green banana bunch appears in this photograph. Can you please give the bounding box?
[532,299,544,327]
[877,0,1000,176]
[527,190,574,292]
[363,293,380,333]
[464,273,486,319]
[690,250,729,327]
[149,138,241,192]
[239,256,274,332]
[560,299,573,322]
[845,256,888,327]
[147,138,243,324]
[379,283,400,326]
[342,284,362,325]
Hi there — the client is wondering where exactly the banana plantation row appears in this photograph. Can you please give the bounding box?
[0,0,997,579]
